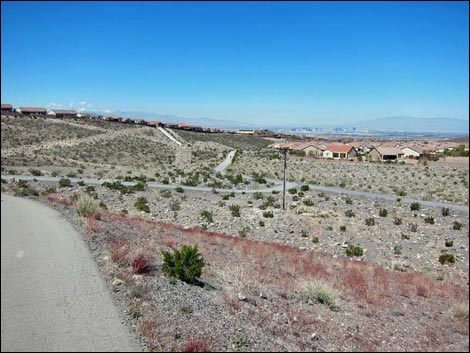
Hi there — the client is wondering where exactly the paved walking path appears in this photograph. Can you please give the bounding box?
[1,193,142,352]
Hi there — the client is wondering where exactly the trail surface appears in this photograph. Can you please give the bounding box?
[1,193,141,352]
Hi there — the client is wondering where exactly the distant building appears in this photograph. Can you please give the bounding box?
[47,110,77,118]
[1,104,13,113]
[237,129,255,135]
[16,107,47,115]
[147,121,163,128]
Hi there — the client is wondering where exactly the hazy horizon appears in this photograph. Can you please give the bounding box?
[1,1,469,126]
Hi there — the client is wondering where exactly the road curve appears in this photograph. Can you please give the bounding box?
[1,193,141,352]
[1,174,468,213]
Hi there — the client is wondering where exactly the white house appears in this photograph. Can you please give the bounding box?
[401,146,425,158]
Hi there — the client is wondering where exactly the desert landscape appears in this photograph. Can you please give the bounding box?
[1,113,469,351]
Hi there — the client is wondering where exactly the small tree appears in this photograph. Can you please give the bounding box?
[162,244,205,284]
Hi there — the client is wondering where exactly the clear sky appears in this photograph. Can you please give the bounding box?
[1,1,469,125]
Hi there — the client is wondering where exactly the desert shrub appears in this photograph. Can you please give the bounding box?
[441,207,450,216]
[130,252,153,274]
[252,192,264,200]
[453,304,469,320]
[76,194,101,218]
[424,216,435,224]
[346,244,364,257]
[77,180,85,186]
[51,170,59,177]
[300,184,310,192]
[288,188,297,195]
[300,230,308,238]
[410,202,421,211]
[409,222,418,232]
[42,186,57,195]
[393,217,402,225]
[28,169,43,176]
[445,240,454,247]
[175,186,184,193]
[170,199,181,211]
[201,210,213,223]
[16,179,29,188]
[393,244,403,255]
[340,225,346,232]
[162,244,205,284]
[85,185,95,193]
[344,196,353,205]
[312,236,320,243]
[263,210,274,218]
[379,208,388,217]
[298,279,339,311]
[66,172,76,178]
[259,220,265,227]
[15,187,39,197]
[401,233,411,240]
[303,199,314,206]
[229,204,241,217]
[345,209,355,218]
[159,189,172,198]
[453,221,462,230]
[239,226,250,237]
[58,178,71,187]
[365,218,375,226]
[439,253,455,265]
[134,197,150,213]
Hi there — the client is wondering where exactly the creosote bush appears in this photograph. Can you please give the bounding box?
[410,202,421,211]
[439,253,455,265]
[58,178,71,188]
[346,244,364,257]
[162,244,205,284]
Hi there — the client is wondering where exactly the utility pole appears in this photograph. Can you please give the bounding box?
[280,147,289,210]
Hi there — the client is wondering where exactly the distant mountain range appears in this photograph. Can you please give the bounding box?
[86,110,468,135]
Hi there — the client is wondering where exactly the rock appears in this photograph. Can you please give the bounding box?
[311,332,320,340]
[237,293,247,301]
[112,278,125,287]
[391,311,404,317]
[260,292,268,299]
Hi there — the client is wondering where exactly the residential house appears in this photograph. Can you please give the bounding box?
[47,110,77,118]
[17,107,47,116]
[133,119,147,125]
[323,144,357,159]
[1,104,13,113]
[368,147,404,161]
[401,146,424,159]
[147,121,163,128]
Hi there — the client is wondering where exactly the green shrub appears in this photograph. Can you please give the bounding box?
[439,253,455,265]
[42,186,57,195]
[51,170,59,177]
[58,178,71,187]
[312,236,320,243]
[340,225,346,232]
[445,240,453,247]
[393,244,402,255]
[346,244,364,257]
[252,192,264,200]
[16,179,29,188]
[288,188,297,195]
[28,169,43,176]
[410,202,421,211]
[424,216,435,224]
[393,217,402,225]
[344,196,353,205]
[345,209,355,218]
[365,218,375,226]
[239,226,250,237]
[263,210,274,218]
[160,189,172,198]
[76,194,102,218]
[259,220,265,227]
[229,204,241,217]
[162,244,205,284]
[379,208,388,217]
[175,186,184,193]
[303,199,314,206]
[134,197,150,213]
[85,185,95,193]
[14,187,39,197]
[441,207,450,216]
[300,230,309,238]
[300,184,310,192]
[201,210,213,223]
[453,221,462,230]
[170,199,181,211]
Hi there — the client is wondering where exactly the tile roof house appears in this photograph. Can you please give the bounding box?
[47,110,77,118]
[368,146,404,161]
[17,107,47,115]
[1,104,13,113]
[323,144,357,159]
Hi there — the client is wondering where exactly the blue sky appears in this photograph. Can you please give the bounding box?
[1,1,468,125]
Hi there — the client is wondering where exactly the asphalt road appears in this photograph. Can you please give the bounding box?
[1,193,141,352]
[2,173,468,213]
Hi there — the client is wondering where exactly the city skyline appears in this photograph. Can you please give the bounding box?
[1,1,469,126]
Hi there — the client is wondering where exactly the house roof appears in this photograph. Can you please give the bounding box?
[18,107,47,112]
[1,104,13,109]
[50,110,77,114]
[375,147,404,155]
[402,145,424,154]
[326,144,354,153]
